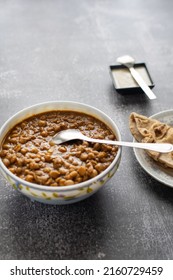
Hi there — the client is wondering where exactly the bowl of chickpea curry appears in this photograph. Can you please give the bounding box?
[0,101,121,204]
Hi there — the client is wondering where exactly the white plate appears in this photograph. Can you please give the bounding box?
[133,109,173,187]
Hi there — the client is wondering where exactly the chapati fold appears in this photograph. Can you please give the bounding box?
[129,112,173,168]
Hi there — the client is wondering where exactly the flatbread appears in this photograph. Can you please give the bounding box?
[129,112,173,168]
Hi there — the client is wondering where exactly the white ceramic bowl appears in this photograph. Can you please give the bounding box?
[0,101,121,204]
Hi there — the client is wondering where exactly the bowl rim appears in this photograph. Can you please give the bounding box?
[0,100,121,192]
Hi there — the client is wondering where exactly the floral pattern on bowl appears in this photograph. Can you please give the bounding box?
[0,155,121,204]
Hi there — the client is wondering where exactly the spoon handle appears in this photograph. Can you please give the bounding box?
[83,137,172,153]
[129,67,157,100]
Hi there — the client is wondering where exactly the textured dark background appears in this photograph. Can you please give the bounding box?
[0,0,173,260]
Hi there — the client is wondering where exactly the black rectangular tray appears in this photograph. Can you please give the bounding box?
[109,63,155,93]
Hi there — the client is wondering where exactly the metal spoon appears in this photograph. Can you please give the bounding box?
[51,129,173,153]
[117,55,157,100]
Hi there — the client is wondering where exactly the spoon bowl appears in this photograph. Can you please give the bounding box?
[117,55,135,68]
[52,129,173,153]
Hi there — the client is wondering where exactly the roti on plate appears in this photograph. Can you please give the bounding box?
[129,112,173,168]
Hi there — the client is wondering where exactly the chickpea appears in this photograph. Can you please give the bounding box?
[29,161,40,170]
[14,144,21,152]
[82,141,89,147]
[54,124,61,132]
[0,150,7,157]
[65,180,74,186]
[43,167,51,173]
[93,143,101,151]
[28,153,36,159]
[35,174,49,185]
[71,160,79,166]
[88,164,94,174]
[49,170,60,179]
[41,131,48,137]
[10,155,16,164]
[24,169,33,175]
[63,161,71,168]
[50,182,58,186]
[87,124,94,130]
[75,176,83,183]
[74,151,81,157]
[59,167,67,175]
[34,157,41,163]
[88,152,95,159]
[80,153,88,161]
[95,163,105,172]
[78,166,86,176]
[60,122,67,129]
[21,122,27,129]
[58,178,66,186]
[9,167,16,173]
[2,144,10,150]
[91,169,98,178]
[17,158,24,167]
[58,146,67,153]
[24,158,31,164]
[53,157,62,168]
[20,137,30,144]
[108,134,115,140]
[31,147,39,154]
[38,120,46,127]
[21,148,28,155]
[16,167,22,175]
[98,151,106,159]
[78,145,85,152]
[45,153,52,162]
[11,133,19,138]
[68,170,78,179]
[46,178,54,185]
[10,138,18,144]
[25,174,34,182]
